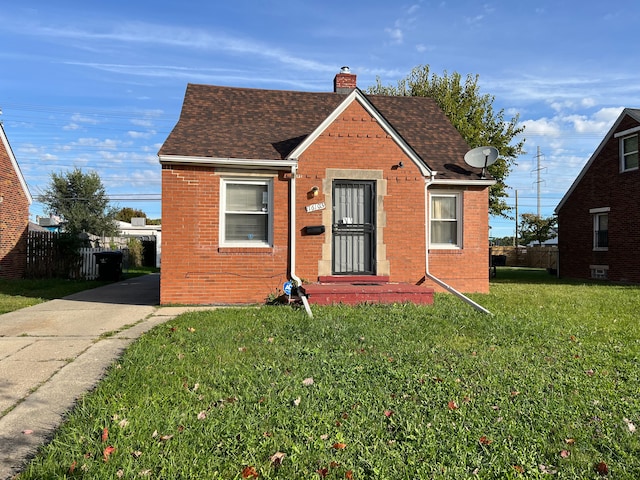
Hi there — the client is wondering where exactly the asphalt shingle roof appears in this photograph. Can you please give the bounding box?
[159,83,484,180]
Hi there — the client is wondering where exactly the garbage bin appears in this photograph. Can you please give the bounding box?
[94,251,123,281]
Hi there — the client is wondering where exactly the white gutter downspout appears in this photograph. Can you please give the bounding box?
[424,172,493,315]
[289,163,314,318]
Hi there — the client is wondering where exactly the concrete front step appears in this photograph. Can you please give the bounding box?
[300,281,434,306]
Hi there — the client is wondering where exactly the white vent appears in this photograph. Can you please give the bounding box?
[131,217,146,226]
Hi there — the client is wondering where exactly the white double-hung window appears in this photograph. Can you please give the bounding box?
[220,178,272,247]
[430,192,462,248]
[621,133,639,172]
[590,207,609,251]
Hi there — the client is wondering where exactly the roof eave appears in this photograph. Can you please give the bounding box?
[158,155,297,169]
[0,123,33,205]
[431,178,496,187]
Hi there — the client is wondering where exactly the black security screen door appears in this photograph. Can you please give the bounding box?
[332,180,376,275]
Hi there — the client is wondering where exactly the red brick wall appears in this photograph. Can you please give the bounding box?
[0,138,30,279]
[427,186,490,293]
[160,100,491,304]
[160,165,290,305]
[558,115,640,283]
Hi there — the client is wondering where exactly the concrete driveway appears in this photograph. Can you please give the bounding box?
[0,273,210,479]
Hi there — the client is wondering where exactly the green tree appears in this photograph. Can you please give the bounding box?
[519,213,557,246]
[116,207,147,223]
[38,168,118,236]
[368,65,525,218]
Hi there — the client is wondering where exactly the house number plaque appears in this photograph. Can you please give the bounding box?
[305,202,326,213]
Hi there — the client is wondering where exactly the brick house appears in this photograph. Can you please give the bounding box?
[0,123,32,279]
[158,69,494,305]
[556,108,640,283]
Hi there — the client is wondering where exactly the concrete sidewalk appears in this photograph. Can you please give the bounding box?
[0,274,211,479]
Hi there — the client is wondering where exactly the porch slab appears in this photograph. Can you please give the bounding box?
[300,282,434,306]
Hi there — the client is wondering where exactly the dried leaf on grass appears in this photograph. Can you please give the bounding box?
[624,417,637,433]
[269,451,286,466]
[594,462,608,475]
[241,465,259,478]
[102,446,115,462]
[539,464,557,475]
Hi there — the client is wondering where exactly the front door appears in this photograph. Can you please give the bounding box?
[332,180,376,275]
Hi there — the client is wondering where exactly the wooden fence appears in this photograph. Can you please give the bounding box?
[26,231,129,280]
[490,245,558,271]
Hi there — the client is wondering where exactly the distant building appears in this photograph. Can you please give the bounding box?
[116,219,161,268]
[556,108,640,282]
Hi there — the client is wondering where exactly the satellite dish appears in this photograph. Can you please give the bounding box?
[464,146,499,179]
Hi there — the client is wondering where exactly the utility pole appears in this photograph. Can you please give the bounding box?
[532,146,546,217]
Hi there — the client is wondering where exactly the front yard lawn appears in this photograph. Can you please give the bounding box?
[17,269,640,479]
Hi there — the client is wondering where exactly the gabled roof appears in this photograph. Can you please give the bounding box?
[0,123,32,204]
[159,83,487,181]
[555,108,640,213]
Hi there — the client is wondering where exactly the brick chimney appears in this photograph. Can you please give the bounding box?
[334,66,357,94]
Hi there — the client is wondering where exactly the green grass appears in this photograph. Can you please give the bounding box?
[0,267,158,314]
[16,269,640,479]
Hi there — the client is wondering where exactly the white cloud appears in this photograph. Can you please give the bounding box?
[521,117,562,137]
[131,118,153,128]
[385,26,403,44]
[128,130,157,139]
[72,138,120,149]
[71,113,99,124]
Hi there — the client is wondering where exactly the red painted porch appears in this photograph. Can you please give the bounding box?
[300,276,434,306]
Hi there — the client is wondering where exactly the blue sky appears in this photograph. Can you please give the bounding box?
[1,1,639,237]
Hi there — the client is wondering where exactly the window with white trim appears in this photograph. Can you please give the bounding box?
[430,192,462,248]
[621,133,639,172]
[593,212,608,250]
[220,178,272,247]
[590,265,609,280]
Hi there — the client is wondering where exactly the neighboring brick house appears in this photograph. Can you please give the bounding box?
[556,108,640,283]
[0,123,32,279]
[158,69,494,305]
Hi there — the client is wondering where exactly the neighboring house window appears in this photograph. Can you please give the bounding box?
[592,210,609,250]
[621,133,639,172]
[220,178,272,247]
[430,193,462,248]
